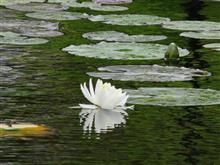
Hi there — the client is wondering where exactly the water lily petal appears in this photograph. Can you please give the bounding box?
[79,104,97,109]
[89,79,96,102]
[80,84,94,104]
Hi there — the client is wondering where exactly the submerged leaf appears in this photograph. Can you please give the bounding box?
[87,65,211,82]
[88,14,170,26]
[83,31,167,42]
[62,42,189,60]
[126,88,220,106]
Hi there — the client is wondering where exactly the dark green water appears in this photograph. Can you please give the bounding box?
[1,0,220,164]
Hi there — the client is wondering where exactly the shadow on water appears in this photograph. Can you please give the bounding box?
[182,0,210,88]
[182,0,206,20]
[177,1,211,165]
[177,106,206,165]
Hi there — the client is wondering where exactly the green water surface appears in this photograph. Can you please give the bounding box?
[0,0,220,164]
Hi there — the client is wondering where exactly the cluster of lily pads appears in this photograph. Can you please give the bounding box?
[1,0,220,134]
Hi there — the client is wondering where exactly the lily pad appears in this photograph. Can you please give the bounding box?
[126,88,220,106]
[0,66,13,73]
[0,0,45,6]
[88,4,128,11]
[48,0,128,11]
[83,31,167,42]
[162,21,220,31]
[14,27,63,37]
[62,42,189,60]
[0,32,48,45]
[94,0,132,4]
[180,31,220,39]
[88,14,170,26]
[0,47,24,85]
[48,0,75,3]
[203,43,220,51]
[67,1,128,11]
[0,19,59,30]
[26,11,89,20]
[0,19,63,37]
[87,65,211,82]
[6,2,69,12]
[0,9,21,19]
[79,108,127,133]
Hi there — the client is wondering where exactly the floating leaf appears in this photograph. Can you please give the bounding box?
[93,0,132,4]
[0,9,21,19]
[65,1,128,11]
[0,0,45,6]
[0,66,13,73]
[0,122,50,137]
[0,19,59,30]
[87,65,211,82]
[88,14,170,26]
[48,0,128,11]
[62,42,189,60]
[0,32,48,45]
[0,19,63,37]
[203,43,220,51]
[6,2,69,12]
[88,4,128,11]
[180,31,220,39]
[83,31,167,42]
[14,28,63,37]
[26,11,89,20]
[48,0,76,3]
[126,88,220,106]
[162,20,220,31]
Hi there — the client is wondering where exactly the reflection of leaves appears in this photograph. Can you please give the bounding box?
[79,108,128,133]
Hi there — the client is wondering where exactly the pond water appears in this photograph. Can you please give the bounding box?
[0,0,220,164]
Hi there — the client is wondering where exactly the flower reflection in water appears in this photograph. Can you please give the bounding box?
[79,108,128,134]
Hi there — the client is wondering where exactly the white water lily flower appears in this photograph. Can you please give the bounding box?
[80,79,130,110]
